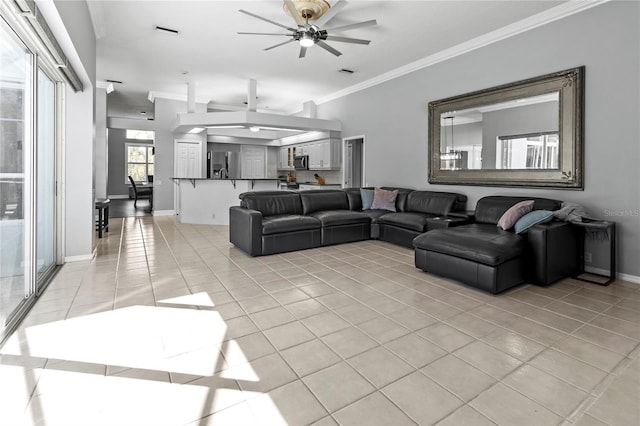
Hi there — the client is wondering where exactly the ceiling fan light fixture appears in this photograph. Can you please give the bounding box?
[300,33,315,47]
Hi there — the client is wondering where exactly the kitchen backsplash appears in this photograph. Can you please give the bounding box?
[291,170,342,185]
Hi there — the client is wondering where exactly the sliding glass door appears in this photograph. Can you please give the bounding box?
[0,21,33,329]
[0,16,62,342]
[36,69,56,285]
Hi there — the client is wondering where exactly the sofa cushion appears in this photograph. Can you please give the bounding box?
[309,210,371,227]
[475,196,562,225]
[413,224,526,266]
[240,191,303,216]
[381,187,413,212]
[371,188,398,211]
[300,190,349,215]
[406,191,457,215]
[497,200,534,230]
[262,214,321,235]
[514,210,554,234]
[361,189,374,210]
[378,212,434,232]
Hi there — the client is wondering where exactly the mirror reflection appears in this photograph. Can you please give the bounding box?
[439,92,560,171]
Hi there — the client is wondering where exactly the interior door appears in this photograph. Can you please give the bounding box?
[343,137,363,188]
[176,141,201,178]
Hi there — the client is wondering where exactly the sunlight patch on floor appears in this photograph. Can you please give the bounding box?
[1,306,228,376]
[158,292,216,308]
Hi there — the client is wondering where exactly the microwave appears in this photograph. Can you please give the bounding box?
[293,155,309,170]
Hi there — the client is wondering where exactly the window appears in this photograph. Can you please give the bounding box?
[126,129,154,140]
[496,132,559,169]
[126,143,154,183]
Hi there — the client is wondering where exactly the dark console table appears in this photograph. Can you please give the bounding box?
[573,220,616,285]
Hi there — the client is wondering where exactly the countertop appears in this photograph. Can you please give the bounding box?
[296,182,342,186]
[171,177,279,181]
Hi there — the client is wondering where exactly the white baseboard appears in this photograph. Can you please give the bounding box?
[107,194,129,199]
[64,254,93,262]
[584,266,640,284]
[153,210,176,216]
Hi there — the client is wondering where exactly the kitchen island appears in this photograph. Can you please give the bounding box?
[172,178,279,225]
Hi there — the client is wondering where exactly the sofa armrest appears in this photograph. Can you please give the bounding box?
[229,206,263,256]
[425,215,470,230]
[526,221,580,284]
[446,211,473,220]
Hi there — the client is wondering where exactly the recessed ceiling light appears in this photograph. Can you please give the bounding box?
[155,25,179,35]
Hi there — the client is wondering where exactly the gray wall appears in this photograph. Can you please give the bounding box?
[107,128,153,197]
[53,0,96,258]
[316,1,640,278]
[153,98,206,212]
[54,0,96,83]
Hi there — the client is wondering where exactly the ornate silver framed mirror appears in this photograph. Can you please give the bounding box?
[428,67,584,189]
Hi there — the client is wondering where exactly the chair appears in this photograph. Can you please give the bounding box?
[95,198,110,238]
[128,176,152,208]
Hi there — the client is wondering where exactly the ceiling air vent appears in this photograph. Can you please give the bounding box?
[155,25,180,35]
[339,68,355,74]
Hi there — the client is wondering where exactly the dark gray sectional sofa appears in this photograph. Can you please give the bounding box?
[230,188,467,256]
[229,190,580,294]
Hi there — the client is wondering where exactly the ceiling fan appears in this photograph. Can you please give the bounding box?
[238,0,377,58]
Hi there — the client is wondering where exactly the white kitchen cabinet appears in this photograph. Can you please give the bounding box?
[278,147,289,170]
[309,139,341,170]
[278,146,297,170]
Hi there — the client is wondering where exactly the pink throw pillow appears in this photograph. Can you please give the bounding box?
[371,188,398,211]
[497,200,534,230]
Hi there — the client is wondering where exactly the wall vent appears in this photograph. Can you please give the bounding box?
[155,25,180,35]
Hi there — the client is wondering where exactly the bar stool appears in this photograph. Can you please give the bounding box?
[95,198,110,238]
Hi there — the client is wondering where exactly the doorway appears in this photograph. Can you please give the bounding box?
[343,136,364,188]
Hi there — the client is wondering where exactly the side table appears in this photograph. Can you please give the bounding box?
[573,220,616,285]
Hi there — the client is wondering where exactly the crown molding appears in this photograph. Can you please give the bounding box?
[315,0,609,105]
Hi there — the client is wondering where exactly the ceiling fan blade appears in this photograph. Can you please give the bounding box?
[264,39,295,51]
[284,0,305,27]
[239,9,295,31]
[325,35,370,45]
[299,46,307,58]
[238,32,294,36]
[325,19,377,33]
[314,0,348,28]
[316,41,342,57]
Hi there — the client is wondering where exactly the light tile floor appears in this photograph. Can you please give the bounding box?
[1,216,639,426]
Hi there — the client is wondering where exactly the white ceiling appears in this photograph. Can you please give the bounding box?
[91,1,569,119]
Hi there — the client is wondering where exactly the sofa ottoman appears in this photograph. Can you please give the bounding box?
[414,225,527,294]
